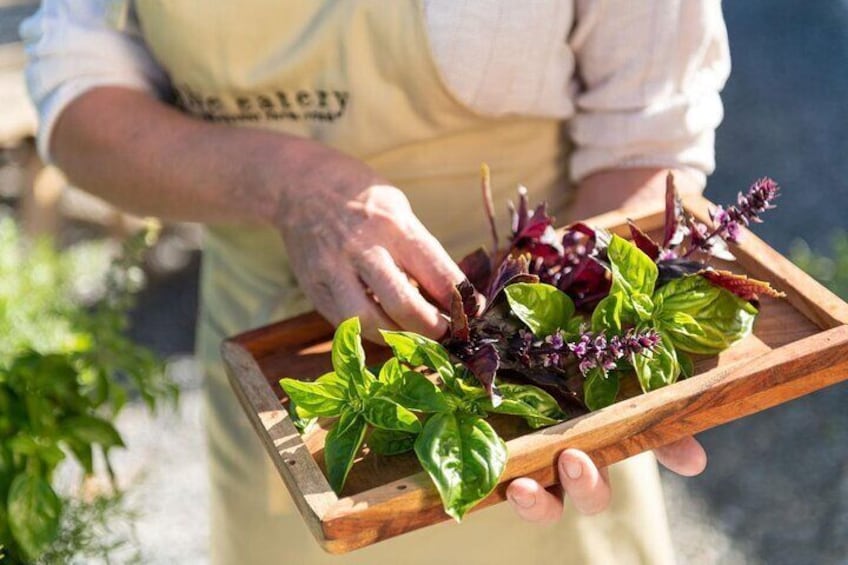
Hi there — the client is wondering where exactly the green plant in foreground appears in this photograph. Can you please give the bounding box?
[790,231,848,299]
[0,220,176,563]
[281,318,566,521]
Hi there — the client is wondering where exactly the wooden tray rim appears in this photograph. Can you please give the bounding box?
[221,195,848,553]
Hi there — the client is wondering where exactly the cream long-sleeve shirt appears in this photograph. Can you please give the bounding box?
[20,0,730,185]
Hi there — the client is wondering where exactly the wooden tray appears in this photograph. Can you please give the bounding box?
[221,195,848,554]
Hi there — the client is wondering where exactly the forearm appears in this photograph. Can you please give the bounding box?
[568,167,703,222]
[50,87,326,225]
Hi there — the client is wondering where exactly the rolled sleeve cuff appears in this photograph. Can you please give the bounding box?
[568,90,723,188]
[21,6,169,163]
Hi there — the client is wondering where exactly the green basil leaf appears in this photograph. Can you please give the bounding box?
[679,351,695,379]
[608,234,658,297]
[66,439,95,475]
[565,315,585,338]
[591,292,624,332]
[378,358,403,385]
[0,445,13,500]
[280,371,347,419]
[324,409,368,494]
[654,275,758,354]
[392,372,451,413]
[479,383,566,428]
[367,428,417,456]
[380,330,455,385]
[631,333,680,392]
[7,474,62,561]
[414,412,507,522]
[583,367,620,411]
[63,415,125,449]
[631,292,654,322]
[504,283,575,337]
[332,317,375,398]
[363,396,422,434]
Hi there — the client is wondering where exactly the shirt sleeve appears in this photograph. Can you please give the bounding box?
[567,0,731,187]
[19,0,170,162]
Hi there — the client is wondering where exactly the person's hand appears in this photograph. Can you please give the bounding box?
[506,436,707,523]
[274,148,465,342]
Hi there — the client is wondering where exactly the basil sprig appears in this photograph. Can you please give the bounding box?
[499,234,758,411]
[591,234,757,402]
[280,319,566,520]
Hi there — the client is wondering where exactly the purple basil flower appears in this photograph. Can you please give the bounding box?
[566,328,662,376]
[709,178,780,244]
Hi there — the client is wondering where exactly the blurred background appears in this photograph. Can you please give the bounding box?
[0,0,846,563]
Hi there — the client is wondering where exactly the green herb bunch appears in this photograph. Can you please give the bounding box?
[0,220,176,563]
[281,318,566,521]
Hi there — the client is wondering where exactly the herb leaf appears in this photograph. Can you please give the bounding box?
[332,318,374,398]
[380,330,455,385]
[479,383,566,428]
[367,428,417,456]
[583,367,620,411]
[377,358,404,385]
[591,292,624,332]
[654,275,757,354]
[504,283,575,337]
[363,396,422,434]
[392,372,451,413]
[7,475,62,560]
[279,372,347,418]
[608,234,659,297]
[63,416,124,449]
[631,333,680,392]
[414,412,507,522]
[324,409,368,494]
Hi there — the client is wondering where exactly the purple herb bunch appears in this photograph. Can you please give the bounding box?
[512,326,661,377]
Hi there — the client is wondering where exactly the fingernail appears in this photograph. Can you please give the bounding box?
[509,492,535,509]
[562,458,582,481]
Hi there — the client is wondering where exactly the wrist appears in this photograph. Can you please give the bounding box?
[570,167,703,221]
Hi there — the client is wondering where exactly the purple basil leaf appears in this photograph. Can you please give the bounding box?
[457,247,492,293]
[465,342,501,404]
[486,254,538,304]
[449,286,470,343]
[627,220,660,260]
[656,259,705,287]
[699,269,785,301]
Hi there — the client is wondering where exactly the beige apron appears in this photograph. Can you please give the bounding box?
[134,1,675,563]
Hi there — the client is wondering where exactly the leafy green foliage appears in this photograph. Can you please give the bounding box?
[414,412,507,522]
[504,283,575,337]
[583,368,620,411]
[324,409,368,493]
[35,493,142,565]
[607,234,658,300]
[280,317,566,520]
[478,384,566,428]
[589,236,758,400]
[654,275,757,354]
[0,221,174,563]
[791,232,848,299]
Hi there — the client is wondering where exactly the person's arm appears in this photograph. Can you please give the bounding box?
[22,2,464,342]
[566,0,730,221]
[51,88,464,340]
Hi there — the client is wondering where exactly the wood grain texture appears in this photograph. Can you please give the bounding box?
[222,200,848,554]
